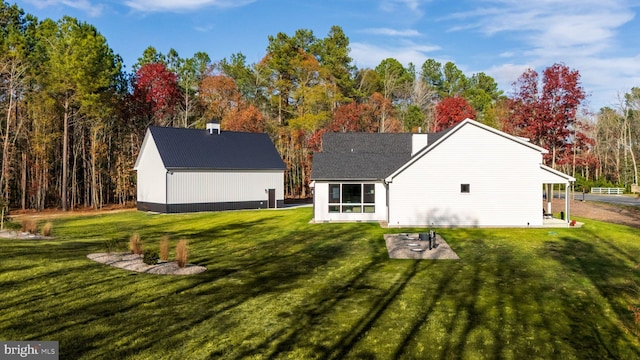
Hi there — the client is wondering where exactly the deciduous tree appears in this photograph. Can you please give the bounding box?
[132,62,180,127]
[508,63,587,168]
[433,96,476,132]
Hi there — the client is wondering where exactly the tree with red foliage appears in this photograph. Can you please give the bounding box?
[508,63,587,167]
[132,63,181,126]
[433,96,476,132]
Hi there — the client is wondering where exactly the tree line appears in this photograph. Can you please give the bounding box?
[1,2,638,213]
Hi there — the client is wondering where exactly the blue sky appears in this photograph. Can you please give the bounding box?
[20,0,640,111]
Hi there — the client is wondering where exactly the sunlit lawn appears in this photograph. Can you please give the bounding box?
[1,207,640,359]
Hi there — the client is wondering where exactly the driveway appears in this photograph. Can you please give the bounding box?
[570,193,640,207]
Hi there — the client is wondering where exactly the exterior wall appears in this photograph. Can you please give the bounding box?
[388,124,543,227]
[313,181,387,222]
[135,133,167,205]
[166,170,284,210]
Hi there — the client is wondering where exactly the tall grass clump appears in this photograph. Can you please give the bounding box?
[159,235,170,261]
[40,222,53,236]
[20,219,37,233]
[175,239,189,268]
[129,233,143,255]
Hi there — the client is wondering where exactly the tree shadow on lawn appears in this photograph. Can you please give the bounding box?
[227,232,640,359]
[8,216,640,359]
[17,223,361,358]
[543,233,640,359]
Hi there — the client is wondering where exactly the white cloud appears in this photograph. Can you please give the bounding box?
[360,28,421,37]
[446,0,639,109]
[25,0,104,17]
[483,63,532,92]
[123,0,255,12]
[350,41,440,69]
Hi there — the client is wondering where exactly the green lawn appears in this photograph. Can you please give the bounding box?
[1,207,640,359]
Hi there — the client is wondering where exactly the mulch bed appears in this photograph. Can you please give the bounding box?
[87,252,207,275]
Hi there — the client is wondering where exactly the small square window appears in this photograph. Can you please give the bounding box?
[461,184,470,193]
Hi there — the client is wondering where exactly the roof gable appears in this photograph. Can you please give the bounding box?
[143,126,285,170]
[386,118,548,181]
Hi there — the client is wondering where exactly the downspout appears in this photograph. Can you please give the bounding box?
[384,179,390,226]
[166,170,170,213]
[311,181,315,222]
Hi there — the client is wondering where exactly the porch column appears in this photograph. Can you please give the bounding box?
[565,183,570,223]
[547,183,552,215]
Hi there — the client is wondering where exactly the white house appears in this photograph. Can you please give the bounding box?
[311,118,575,227]
[134,124,286,213]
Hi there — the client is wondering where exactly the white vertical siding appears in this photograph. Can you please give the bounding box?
[313,181,387,222]
[389,123,543,227]
[135,132,167,204]
[166,170,284,205]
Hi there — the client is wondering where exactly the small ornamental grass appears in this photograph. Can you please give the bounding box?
[129,233,143,255]
[159,236,170,261]
[175,239,189,268]
[20,218,37,234]
[40,222,53,236]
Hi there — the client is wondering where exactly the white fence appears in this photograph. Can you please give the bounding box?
[591,187,625,195]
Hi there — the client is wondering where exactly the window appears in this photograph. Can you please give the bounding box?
[328,183,375,213]
[461,184,470,193]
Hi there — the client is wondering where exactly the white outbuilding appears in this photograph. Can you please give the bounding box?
[311,118,575,227]
[134,124,285,213]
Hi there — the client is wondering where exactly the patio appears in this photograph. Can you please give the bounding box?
[384,233,460,260]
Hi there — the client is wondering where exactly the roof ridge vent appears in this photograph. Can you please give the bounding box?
[206,121,220,135]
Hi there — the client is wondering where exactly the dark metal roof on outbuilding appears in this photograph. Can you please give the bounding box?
[149,126,286,170]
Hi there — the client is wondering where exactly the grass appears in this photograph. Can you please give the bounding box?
[1,207,640,359]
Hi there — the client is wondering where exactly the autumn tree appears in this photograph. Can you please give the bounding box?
[508,63,587,168]
[132,62,180,127]
[433,96,476,132]
[223,105,267,133]
[199,74,242,122]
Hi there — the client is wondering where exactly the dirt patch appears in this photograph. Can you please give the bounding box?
[87,252,207,275]
[9,205,135,221]
[555,198,640,229]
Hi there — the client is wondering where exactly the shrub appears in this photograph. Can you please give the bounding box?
[41,222,53,236]
[129,233,143,255]
[143,251,159,265]
[176,239,189,268]
[105,238,123,253]
[159,236,170,261]
[21,219,37,234]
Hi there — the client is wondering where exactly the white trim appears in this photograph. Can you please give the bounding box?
[386,118,549,182]
[540,164,576,183]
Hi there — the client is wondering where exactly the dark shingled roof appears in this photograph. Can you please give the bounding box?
[149,126,285,170]
[311,133,413,180]
[311,129,456,180]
